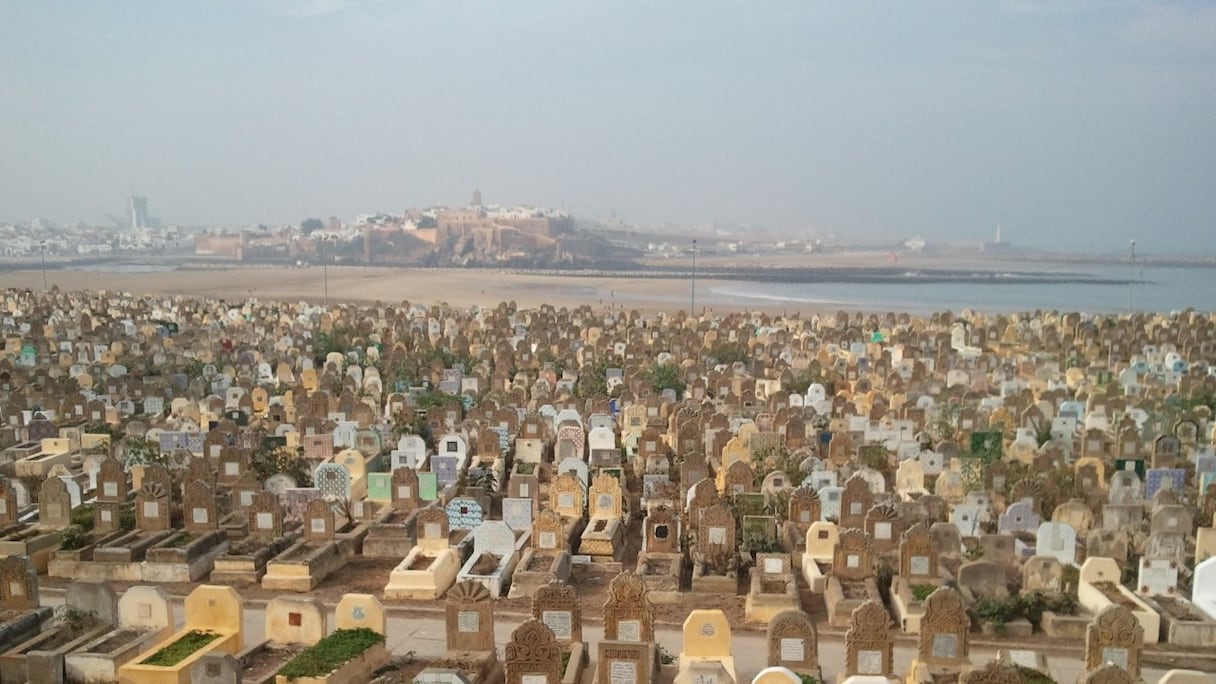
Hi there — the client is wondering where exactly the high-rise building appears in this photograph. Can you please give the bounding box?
[129,196,149,229]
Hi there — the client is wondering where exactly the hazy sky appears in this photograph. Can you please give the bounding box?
[2,1,1214,254]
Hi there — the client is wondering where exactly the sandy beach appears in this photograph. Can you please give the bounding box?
[0,264,816,316]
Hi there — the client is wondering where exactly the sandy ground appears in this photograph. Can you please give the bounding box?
[0,265,829,316]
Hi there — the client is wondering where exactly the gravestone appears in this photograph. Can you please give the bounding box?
[603,571,655,643]
[532,580,582,646]
[445,580,495,653]
[900,523,937,580]
[832,529,874,581]
[446,497,485,531]
[532,510,566,552]
[247,491,284,537]
[135,482,171,532]
[0,555,39,610]
[391,467,420,513]
[64,581,118,628]
[550,474,585,519]
[0,478,18,526]
[765,609,819,676]
[336,593,386,634]
[597,641,653,684]
[39,477,73,529]
[305,498,336,542]
[505,619,563,684]
[1084,605,1143,680]
[184,479,219,533]
[842,601,893,679]
[1036,521,1078,566]
[265,596,326,647]
[1022,556,1064,594]
[698,504,737,558]
[917,588,970,669]
[1137,558,1178,597]
[190,653,239,684]
[503,498,533,532]
[644,506,680,554]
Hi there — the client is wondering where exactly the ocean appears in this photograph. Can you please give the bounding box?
[706,265,1216,315]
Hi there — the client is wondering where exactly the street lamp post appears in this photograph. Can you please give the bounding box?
[690,239,697,317]
[1128,240,1136,313]
[38,241,47,291]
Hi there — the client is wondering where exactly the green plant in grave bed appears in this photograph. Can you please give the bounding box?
[561,650,571,675]
[1015,665,1058,684]
[798,675,821,684]
[70,504,96,531]
[910,584,936,601]
[165,532,196,548]
[278,628,385,679]
[141,630,221,666]
[58,525,93,551]
[657,644,676,665]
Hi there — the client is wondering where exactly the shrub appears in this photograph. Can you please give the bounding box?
[278,628,385,679]
[911,584,936,601]
[974,591,1078,627]
[70,504,96,531]
[646,364,685,397]
[58,525,92,551]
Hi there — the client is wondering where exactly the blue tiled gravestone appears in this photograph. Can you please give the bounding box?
[1144,468,1185,500]
[446,497,485,531]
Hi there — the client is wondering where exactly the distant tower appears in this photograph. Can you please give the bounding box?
[995,223,1003,244]
[128,196,149,229]
[472,188,482,209]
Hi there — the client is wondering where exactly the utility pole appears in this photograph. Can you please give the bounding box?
[38,240,47,291]
[690,239,697,317]
[1128,239,1136,313]
[321,237,330,306]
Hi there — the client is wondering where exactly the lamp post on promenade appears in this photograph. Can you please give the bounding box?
[38,240,47,291]
[690,239,697,317]
[1128,240,1136,313]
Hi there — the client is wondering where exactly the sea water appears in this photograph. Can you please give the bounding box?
[708,266,1216,314]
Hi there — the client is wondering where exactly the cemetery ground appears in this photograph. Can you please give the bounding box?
[36,559,1211,681]
[37,586,1182,683]
[5,287,1216,683]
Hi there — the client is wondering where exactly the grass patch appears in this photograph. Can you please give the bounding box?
[278,628,384,679]
[165,532,197,548]
[561,650,571,675]
[515,462,536,475]
[141,630,220,667]
[910,584,936,601]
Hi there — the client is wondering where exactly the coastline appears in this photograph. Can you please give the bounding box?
[0,258,1207,316]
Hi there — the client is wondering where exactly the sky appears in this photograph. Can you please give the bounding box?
[1,0,1214,254]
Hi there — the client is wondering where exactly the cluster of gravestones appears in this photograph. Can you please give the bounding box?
[1,289,1215,682]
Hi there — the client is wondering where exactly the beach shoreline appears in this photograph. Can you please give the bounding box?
[0,256,1206,317]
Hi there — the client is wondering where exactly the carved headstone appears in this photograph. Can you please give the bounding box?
[602,571,655,643]
[445,580,495,653]
[532,580,582,646]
